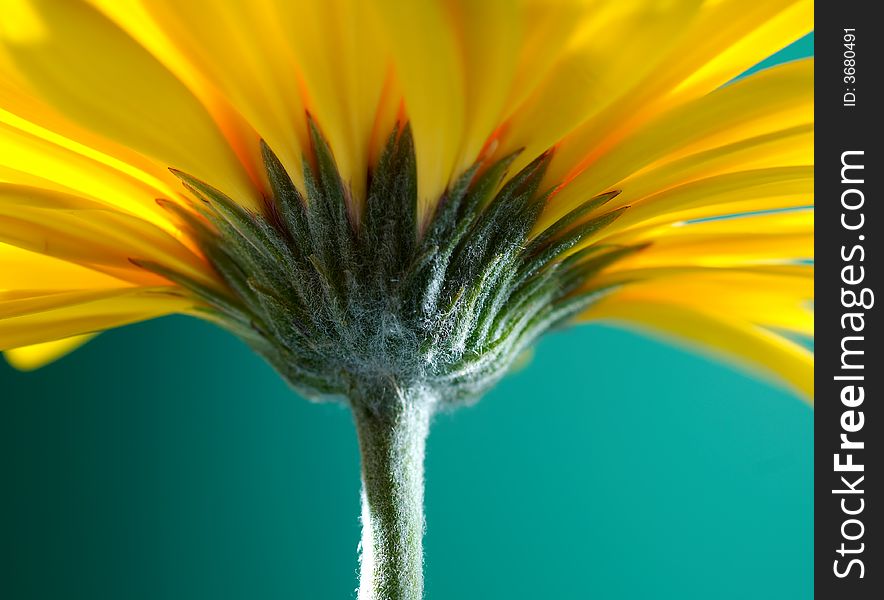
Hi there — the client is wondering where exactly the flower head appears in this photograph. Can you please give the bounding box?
[1,0,812,400]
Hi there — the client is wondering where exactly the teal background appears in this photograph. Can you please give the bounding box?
[1,36,813,599]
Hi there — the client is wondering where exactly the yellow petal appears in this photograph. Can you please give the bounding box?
[584,292,813,401]
[501,0,588,119]
[1,288,150,318]
[3,333,96,371]
[0,113,178,229]
[606,209,813,266]
[0,0,257,205]
[117,0,310,198]
[87,0,267,191]
[1,76,185,212]
[541,59,812,228]
[0,184,214,287]
[597,166,813,241]
[270,0,389,207]
[0,286,191,350]
[1,241,134,290]
[498,0,705,174]
[623,232,812,268]
[449,0,522,175]
[591,266,813,336]
[535,121,812,237]
[671,0,812,100]
[611,125,812,215]
[544,0,811,185]
[375,0,465,221]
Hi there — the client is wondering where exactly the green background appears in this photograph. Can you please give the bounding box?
[1,36,813,599]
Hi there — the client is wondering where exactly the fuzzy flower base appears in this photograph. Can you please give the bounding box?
[145,121,634,408]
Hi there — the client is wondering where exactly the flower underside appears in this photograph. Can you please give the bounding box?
[141,119,640,410]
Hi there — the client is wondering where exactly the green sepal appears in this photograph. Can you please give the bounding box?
[362,124,418,293]
[519,205,629,284]
[525,189,621,255]
[260,140,311,245]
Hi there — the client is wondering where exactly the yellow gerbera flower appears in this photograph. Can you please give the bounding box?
[1,1,812,598]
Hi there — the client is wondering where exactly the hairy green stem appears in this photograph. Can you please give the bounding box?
[353,385,434,600]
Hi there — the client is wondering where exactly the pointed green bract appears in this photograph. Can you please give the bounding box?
[144,124,640,406]
[260,139,310,245]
